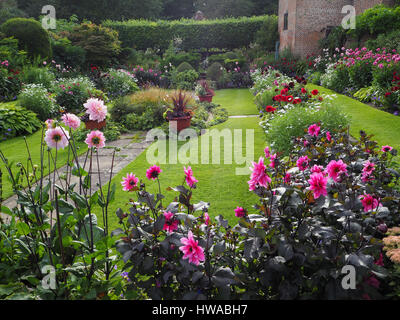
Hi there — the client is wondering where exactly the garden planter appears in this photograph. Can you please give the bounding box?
[167,115,192,132]
[84,120,106,130]
[199,94,213,103]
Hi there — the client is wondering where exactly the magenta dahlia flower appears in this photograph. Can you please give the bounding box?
[234,206,246,218]
[363,160,375,175]
[381,145,393,152]
[296,156,310,171]
[121,173,139,191]
[146,165,162,180]
[308,124,321,137]
[326,131,332,142]
[184,166,198,188]
[360,194,380,212]
[163,211,179,233]
[179,231,205,266]
[311,165,325,174]
[326,160,348,182]
[61,113,81,130]
[248,157,271,191]
[44,127,70,150]
[308,172,328,199]
[85,130,106,149]
[84,98,107,122]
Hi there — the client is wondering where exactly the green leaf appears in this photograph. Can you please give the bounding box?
[16,222,30,235]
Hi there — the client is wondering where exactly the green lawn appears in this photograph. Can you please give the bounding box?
[212,88,258,116]
[102,116,265,230]
[307,84,400,151]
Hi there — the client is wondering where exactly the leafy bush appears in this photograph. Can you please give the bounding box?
[132,66,162,87]
[162,49,201,70]
[266,104,349,155]
[103,15,271,51]
[0,67,21,102]
[351,5,400,38]
[51,37,86,69]
[348,60,373,91]
[99,69,139,99]
[309,71,322,85]
[124,105,166,131]
[53,77,96,113]
[320,63,351,93]
[1,18,52,59]
[171,69,199,90]
[0,37,27,69]
[18,84,57,121]
[67,22,121,67]
[365,29,400,53]
[0,103,41,139]
[21,66,55,89]
[207,62,224,82]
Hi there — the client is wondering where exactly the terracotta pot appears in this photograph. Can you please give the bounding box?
[199,94,213,103]
[84,120,106,130]
[167,115,192,132]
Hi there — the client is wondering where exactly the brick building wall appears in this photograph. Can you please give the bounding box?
[278,0,395,58]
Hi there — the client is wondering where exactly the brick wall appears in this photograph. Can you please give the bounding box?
[278,0,395,58]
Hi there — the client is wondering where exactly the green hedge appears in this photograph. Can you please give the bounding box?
[103,15,274,51]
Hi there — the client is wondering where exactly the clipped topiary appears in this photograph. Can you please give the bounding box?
[176,61,194,73]
[1,18,52,59]
[207,62,224,81]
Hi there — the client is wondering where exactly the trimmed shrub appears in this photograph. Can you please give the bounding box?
[207,62,224,81]
[103,15,272,51]
[1,18,52,59]
[176,61,194,73]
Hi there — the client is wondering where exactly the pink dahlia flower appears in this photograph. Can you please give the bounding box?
[163,211,179,233]
[44,127,70,150]
[326,131,332,142]
[326,160,348,182]
[311,165,325,174]
[85,130,106,149]
[308,124,321,137]
[284,173,291,184]
[121,173,139,191]
[308,172,328,199]
[363,160,375,175]
[264,146,271,158]
[296,156,310,171]
[84,98,107,122]
[360,194,380,212]
[204,212,210,226]
[179,231,205,266]
[381,145,393,152]
[146,165,162,180]
[234,206,246,218]
[269,153,277,168]
[248,157,271,191]
[184,166,198,188]
[61,113,81,130]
